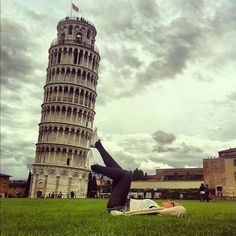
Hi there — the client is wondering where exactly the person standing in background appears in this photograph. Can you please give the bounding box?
[199,183,206,202]
[205,184,210,202]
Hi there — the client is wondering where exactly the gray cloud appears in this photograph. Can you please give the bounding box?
[1,15,43,179]
[153,146,179,153]
[152,130,176,145]
[152,130,203,157]
[102,46,141,70]
[135,0,159,19]
[152,144,203,154]
[96,16,203,100]
[228,92,236,101]
[1,131,36,179]
[179,142,204,154]
[1,18,37,82]
[93,0,236,102]
[132,18,205,92]
[86,1,135,35]
[119,138,151,154]
[194,72,213,82]
[210,1,236,35]
[209,121,236,141]
[113,151,138,170]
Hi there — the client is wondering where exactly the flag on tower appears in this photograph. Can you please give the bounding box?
[72,2,79,12]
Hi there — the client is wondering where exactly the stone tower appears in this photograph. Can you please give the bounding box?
[29,17,100,198]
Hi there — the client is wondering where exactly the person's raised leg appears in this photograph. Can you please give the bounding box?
[91,134,131,208]
[91,164,132,208]
[94,140,122,169]
[93,140,123,190]
[91,164,125,180]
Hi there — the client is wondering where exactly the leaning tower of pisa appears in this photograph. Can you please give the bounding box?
[29,17,100,198]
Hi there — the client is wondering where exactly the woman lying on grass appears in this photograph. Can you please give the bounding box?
[90,129,186,217]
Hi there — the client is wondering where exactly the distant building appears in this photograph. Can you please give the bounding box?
[149,168,203,181]
[95,175,112,198]
[203,148,236,197]
[131,148,236,199]
[131,180,202,191]
[136,148,236,198]
[131,172,203,199]
[0,173,12,197]
[8,180,27,198]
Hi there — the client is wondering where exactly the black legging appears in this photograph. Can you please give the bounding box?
[91,141,132,208]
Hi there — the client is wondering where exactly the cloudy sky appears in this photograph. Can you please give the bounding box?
[1,0,236,179]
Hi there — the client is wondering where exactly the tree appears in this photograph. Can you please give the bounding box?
[91,176,98,197]
[133,168,139,180]
[87,172,93,198]
[138,169,144,179]
[24,171,31,197]
[132,168,146,180]
[144,172,148,180]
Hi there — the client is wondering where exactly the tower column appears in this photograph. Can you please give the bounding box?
[53,150,57,163]
[33,174,39,197]
[67,177,72,194]
[55,176,60,196]
[71,152,74,166]
[29,174,34,198]
[43,175,48,197]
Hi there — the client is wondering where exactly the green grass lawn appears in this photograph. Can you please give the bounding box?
[1,199,236,236]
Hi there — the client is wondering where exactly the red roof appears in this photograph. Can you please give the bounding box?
[151,168,203,180]
[156,168,203,174]
[0,173,12,177]
[218,147,236,158]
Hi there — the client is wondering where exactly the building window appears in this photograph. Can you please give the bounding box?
[68,25,73,35]
[67,158,70,166]
[91,39,95,48]
[87,29,91,39]
[76,32,82,42]
[57,52,61,63]
[234,159,236,166]
[60,33,65,43]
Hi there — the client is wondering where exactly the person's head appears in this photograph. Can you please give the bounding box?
[162,202,173,208]
[162,201,180,208]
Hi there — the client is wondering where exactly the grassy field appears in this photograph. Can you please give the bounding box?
[1,199,236,236]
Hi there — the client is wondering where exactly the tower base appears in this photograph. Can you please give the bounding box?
[29,164,90,198]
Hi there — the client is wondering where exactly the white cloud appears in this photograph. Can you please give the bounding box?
[91,131,236,174]
[139,160,173,175]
